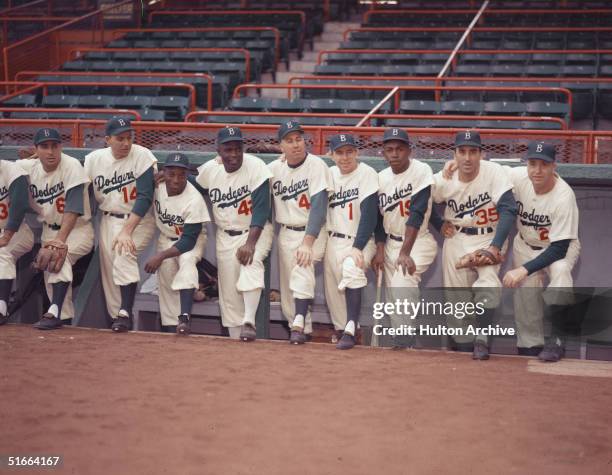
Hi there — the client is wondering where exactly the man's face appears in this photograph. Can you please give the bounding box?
[527,158,556,190]
[453,145,483,177]
[280,131,306,163]
[382,140,410,173]
[331,145,358,175]
[217,140,243,173]
[35,141,62,171]
[164,166,188,197]
[106,131,133,159]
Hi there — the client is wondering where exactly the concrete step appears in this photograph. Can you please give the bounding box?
[275,71,304,84]
[320,31,344,43]
[323,21,361,33]
[288,60,317,73]
[301,51,319,62]
[260,88,290,99]
[312,40,341,51]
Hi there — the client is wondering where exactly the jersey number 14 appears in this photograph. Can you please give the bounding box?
[122,185,137,203]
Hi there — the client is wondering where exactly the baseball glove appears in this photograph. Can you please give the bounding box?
[455,248,501,270]
[33,239,68,273]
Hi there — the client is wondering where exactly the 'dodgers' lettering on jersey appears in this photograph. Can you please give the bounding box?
[379,183,413,212]
[155,200,184,227]
[272,178,309,201]
[516,201,552,228]
[448,192,492,218]
[0,185,8,201]
[209,185,250,209]
[329,186,359,209]
[94,171,136,194]
[30,182,65,205]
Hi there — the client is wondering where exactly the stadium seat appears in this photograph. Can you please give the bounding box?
[561,65,597,77]
[399,100,441,114]
[441,100,484,115]
[347,99,391,114]
[308,98,348,113]
[525,101,570,120]
[42,94,79,108]
[268,98,308,112]
[89,61,116,72]
[483,101,527,116]
[77,95,114,108]
[112,96,153,110]
[230,97,272,111]
[149,96,190,120]
[139,108,166,121]
[1,94,38,107]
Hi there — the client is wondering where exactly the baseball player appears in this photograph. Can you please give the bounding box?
[84,117,157,332]
[370,128,437,348]
[20,128,94,330]
[0,158,33,326]
[502,142,580,362]
[192,127,273,341]
[431,130,517,360]
[268,120,332,344]
[144,153,210,335]
[324,133,379,350]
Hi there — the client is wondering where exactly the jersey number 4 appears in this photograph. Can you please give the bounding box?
[474,207,499,226]
[122,186,137,203]
[56,197,65,213]
[238,199,252,216]
[298,194,310,210]
[0,203,7,219]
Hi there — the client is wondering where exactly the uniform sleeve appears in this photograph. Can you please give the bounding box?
[131,166,154,217]
[173,223,202,254]
[250,179,270,228]
[410,161,434,197]
[431,172,446,204]
[5,175,29,231]
[406,186,430,230]
[61,155,89,190]
[249,155,274,192]
[305,189,327,238]
[353,193,378,250]
[308,157,333,196]
[64,184,85,215]
[188,174,208,197]
[489,162,514,204]
[133,145,158,179]
[374,210,386,244]
[490,190,517,249]
[182,193,211,225]
[196,160,212,190]
[523,239,571,275]
[358,166,379,204]
[429,205,444,233]
[548,189,579,242]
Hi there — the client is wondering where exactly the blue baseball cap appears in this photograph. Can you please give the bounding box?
[383,127,410,145]
[278,120,303,141]
[33,128,61,145]
[164,152,190,169]
[105,117,133,136]
[454,130,482,149]
[525,141,556,163]
[329,133,357,152]
[217,126,243,144]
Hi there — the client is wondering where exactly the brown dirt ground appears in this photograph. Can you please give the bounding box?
[1,325,612,475]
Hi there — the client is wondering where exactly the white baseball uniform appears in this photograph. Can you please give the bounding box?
[153,181,210,326]
[268,153,332,334]
[0,160,34,281]
[432,160,513,343]
[378,159,438,330]
[507,166,580,348]
[324,162,378,331]
[84,143,157,317]
[20,154,94,320]
[196,154,274,329]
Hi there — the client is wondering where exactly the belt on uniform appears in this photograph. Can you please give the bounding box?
[224,229,249,236]
[103,211,128,219]
[455,225,494,235]
[520,232,544,251]
[46,223,61,230]
[281,224,306,232]
[328,231,354,240]
[388,233,403,242]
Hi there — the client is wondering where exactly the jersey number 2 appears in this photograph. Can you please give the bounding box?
[122,186,137,203]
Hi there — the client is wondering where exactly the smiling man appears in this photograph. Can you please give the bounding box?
[21,128,94,330]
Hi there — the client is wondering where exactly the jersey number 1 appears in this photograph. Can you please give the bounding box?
[122,186,137,203]
[0,203,7,219]
[398,199,411,217]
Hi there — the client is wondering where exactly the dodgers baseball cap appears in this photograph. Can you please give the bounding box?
[33,128,61,145]
[525,141,556,163]
[278,120,303,141]
[217,126,243,144]
[383,127,410,145]
[454,130,482,149]
[164,152,190,169]
[329,133,357,152]
[105,117,134,136]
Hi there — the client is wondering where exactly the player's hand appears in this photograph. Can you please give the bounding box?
[154,170,165,186]
[370,246,385,273]
[18,147,36,160]
[295,243,313,267]
[112,231,136,256]
[503,266,528,288]
[144,253,165,273]
[441,221,456,238]
[236,242,256,266]
[0,234,11,248]
[348,247,365,269]
[485,245,503,263]
[395,252,416,276]
[442,159,458,180]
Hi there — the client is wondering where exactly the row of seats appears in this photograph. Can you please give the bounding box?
[370,1,609,8]
[2,110,165,121]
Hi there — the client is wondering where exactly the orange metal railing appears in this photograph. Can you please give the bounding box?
[0,107,141,119]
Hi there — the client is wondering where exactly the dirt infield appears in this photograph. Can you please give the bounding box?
[1,325,611,475]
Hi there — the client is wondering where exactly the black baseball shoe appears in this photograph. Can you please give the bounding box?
[538,343,565,362]
[336,332,356,350]
[472,341,490,360]
[0,312,9,326]
[33,313,63,330]
[289,327,306,345]
[177,315,191,336]
[111,315,131,333]
[240,323,256,342]
[517,346,544,357]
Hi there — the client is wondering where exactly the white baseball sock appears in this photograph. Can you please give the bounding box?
[228,326,242,339]
[292,314,305,330]
[242,289,261,326]
[47,304,59,318]
[344,320,356,337]
[0,300,7,316]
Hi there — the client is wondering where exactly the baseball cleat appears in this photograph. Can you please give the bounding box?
[472,341,490,360]
[111,316,131,333]
[336,333,356,350]
[177,315,191,336]
[330,330,343,344]
[517,346,544,357]
[289,327,306,345]
[0,312,9,326]
[33,313,63,330]
[240,323,256,342]
[538,343,565,362]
